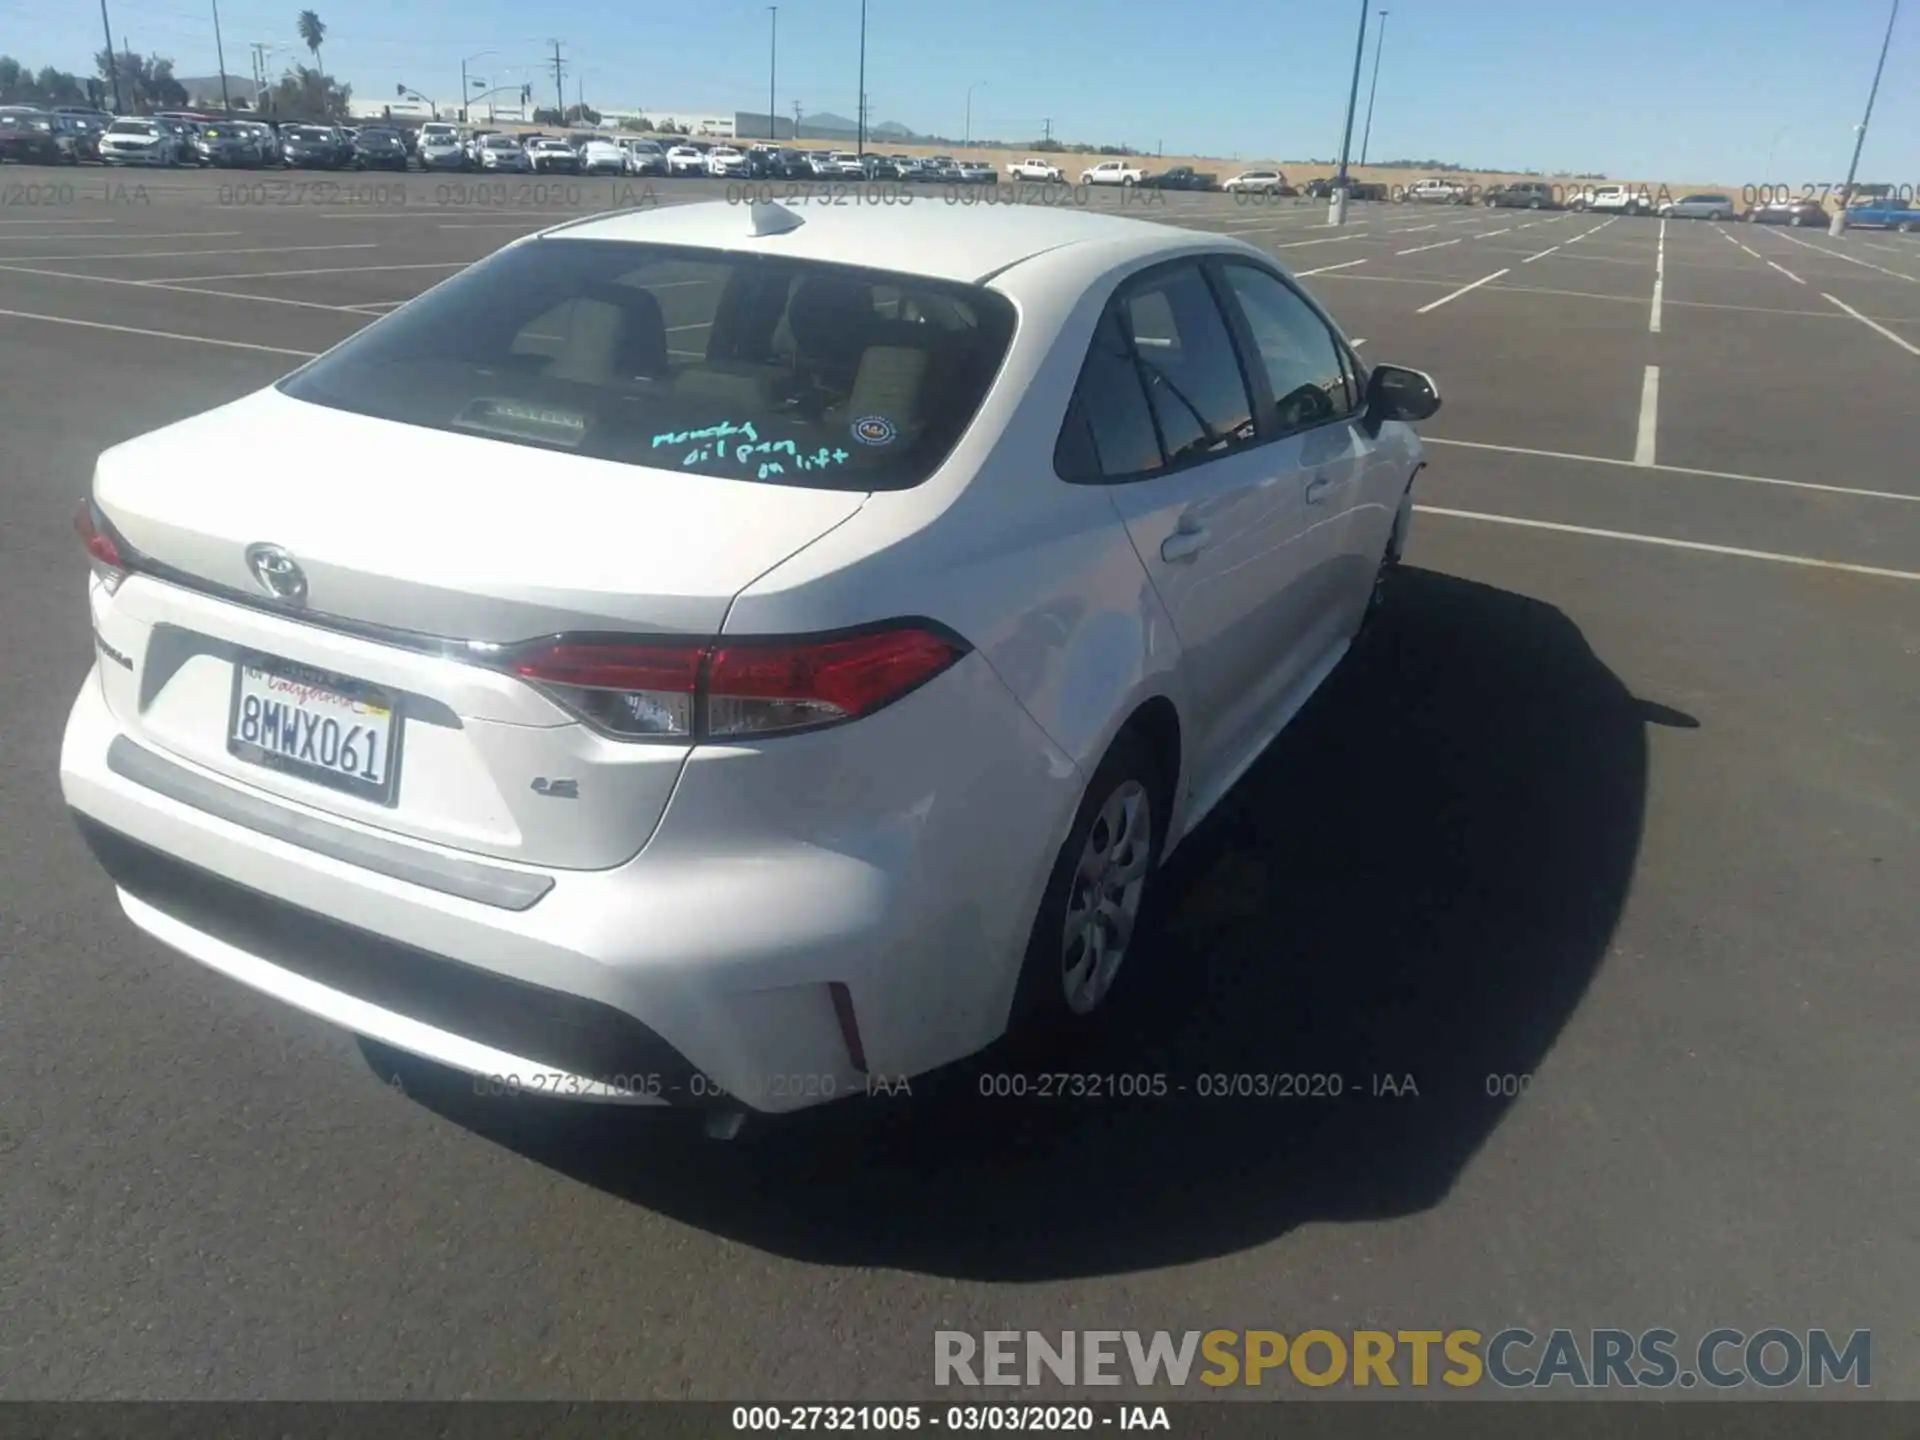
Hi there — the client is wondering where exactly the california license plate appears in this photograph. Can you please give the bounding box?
[227,654,401,804]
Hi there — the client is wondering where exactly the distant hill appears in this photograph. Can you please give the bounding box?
[177,73,252,105]
[798,110,914,140]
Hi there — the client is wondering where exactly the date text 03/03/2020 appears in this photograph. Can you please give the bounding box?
[730,1405,1170,1431]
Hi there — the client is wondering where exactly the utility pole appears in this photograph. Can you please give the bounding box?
[767,6,778,141]
[793,99,802,137]
[856,0,867,155]
[210,0,232,115]
[1329,0,1370,225]
[1831,0,1901,234]
[99,0,123,112]
[1360,9,1388,166]
[1041,117,1052,141]
[551,40,565,122]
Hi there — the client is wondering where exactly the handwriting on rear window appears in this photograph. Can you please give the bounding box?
[651,420,850,480]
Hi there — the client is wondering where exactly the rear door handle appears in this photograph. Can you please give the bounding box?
[1304,475,1334,505]
[1161,527,1212,562]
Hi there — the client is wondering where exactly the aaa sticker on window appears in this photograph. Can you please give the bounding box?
[851,414,898,446]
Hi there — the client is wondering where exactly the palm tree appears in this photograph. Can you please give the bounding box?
[296,10,326,75]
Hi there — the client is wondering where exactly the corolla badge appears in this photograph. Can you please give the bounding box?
[244,542,308,604]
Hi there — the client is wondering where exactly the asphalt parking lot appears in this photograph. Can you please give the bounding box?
[2,171,1915,1399]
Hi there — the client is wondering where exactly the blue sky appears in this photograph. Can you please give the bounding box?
[7,0,1915,182]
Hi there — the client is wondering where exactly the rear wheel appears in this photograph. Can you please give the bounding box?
[1011,731,1165,1035]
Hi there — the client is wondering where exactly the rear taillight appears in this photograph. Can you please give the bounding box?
[505,623,967,742]
[74,497,128,589]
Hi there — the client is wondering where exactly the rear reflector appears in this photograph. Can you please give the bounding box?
[504,622,966,742]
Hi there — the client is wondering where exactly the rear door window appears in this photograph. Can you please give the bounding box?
[278,238,1017,492]
[1116,264,1257,465]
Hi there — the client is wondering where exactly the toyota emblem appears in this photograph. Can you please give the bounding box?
[244,543,308,605]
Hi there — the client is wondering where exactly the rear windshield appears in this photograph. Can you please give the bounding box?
[278,238,1018,492]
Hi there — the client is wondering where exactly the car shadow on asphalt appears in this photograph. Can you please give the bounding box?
[367,565,1667,1281]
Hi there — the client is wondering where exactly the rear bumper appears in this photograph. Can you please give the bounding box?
[61,650,1078,1113]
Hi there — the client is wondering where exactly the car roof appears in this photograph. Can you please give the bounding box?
[541,199,1262,285]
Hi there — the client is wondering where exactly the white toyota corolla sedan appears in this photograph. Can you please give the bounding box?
[61,198,1439,1127]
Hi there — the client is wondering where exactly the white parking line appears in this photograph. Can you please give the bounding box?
[1634,365,1660,466]
[1764,226,1919,282]
[1351,337,1367,347]
[1473,228,1513,239]
[1295,259,1369,276]
[1415,506,1920,584]
[1767,260,1807,285]
[0,230,245,244]
[1635,366,1666,468]
[0,242,379,264]
[1651,219,1665,333]
[0,218,119,226]
[1821,292,1920,355]
[1398,237,1464,255]
[1737,241,1763,257]
[0,305,320,357]
[1416,268,1510,314]
[154,259,468,282]
[1521,244,1563,264]
[0,261,377,315]
[1423,436,1920,504]
[1390,223,1438,234]
[1271,234,1374,249]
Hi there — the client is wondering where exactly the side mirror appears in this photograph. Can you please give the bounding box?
[1363,363,1442,431]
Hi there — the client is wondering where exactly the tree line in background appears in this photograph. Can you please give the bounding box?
[0,11,349,120]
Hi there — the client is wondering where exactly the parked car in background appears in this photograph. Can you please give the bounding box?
[153,118,205,166]
[527,137,582,174]
[417,129,470,172]
[193,121,260,168]
[667,145,707,176]
[955,160,997,184]
[706,145,751,178]
[1744,195,1829,226]
[352,127,410,171]
[62,200,1441,1128]
[1401,177,1470,204]
[1572,184,1652,216]
[1081,159,1147,186]
[1222,169,1293,195]
[862,154,905,180]
[279,124,347,169]
[94,117,175,166]
[0,107,77,164]
[1006,157,1066,182]
[580,138,627,176]
[1659,192,1734,221]
[54,112,108,163]
[620,138,669,176]
[475,134,532,172]
[1482,180,1557,209]
[1839,195,1917,231]
[1141,165,1218,191]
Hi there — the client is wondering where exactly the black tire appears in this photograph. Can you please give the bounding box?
[1529,198,1542,210]
[1009,730,1167,1040]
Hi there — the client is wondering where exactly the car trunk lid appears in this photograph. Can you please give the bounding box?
[89,387,868,870]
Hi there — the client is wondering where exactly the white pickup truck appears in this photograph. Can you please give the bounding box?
[1401,177,1471,204]
[1080,159,1148,186]
[1005,157,1066,182]
[1571,184,1653,216]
